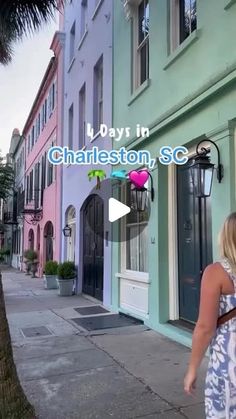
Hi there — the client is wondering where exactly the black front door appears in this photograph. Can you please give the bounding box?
[83,195,104,301]
[177,159,212,323]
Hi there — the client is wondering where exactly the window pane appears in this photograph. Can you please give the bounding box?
[140,43,147,85]
[180,0,197,43]
[139,225,148,272]
[125,183,148,272]
[126,226,139,271]
[138,0,149,45]
[190,0,197,32]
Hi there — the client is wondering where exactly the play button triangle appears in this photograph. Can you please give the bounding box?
[109,198,131,223]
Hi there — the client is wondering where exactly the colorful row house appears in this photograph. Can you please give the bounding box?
[111,0,236,346]
[21,31,65,276]
[5,0,236,350]
[60,0,112,305]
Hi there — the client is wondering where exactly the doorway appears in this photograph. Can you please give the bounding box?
[177,158,212,323]
[44,221,54,262]
[83,195,104,301]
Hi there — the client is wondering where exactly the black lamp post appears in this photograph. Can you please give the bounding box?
[190,139,224,198]
[130,171,155,212]
[63,224,72,237]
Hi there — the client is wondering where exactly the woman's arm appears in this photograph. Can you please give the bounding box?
[184,263,221,394]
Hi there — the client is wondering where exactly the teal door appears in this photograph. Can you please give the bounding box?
[177,159,212,323]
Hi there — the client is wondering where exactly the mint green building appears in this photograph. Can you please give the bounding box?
[111,0,236,347]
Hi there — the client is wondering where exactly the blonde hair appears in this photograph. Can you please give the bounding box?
[219,212,236,269]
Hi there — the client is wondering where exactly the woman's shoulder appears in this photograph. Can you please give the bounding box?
[202,261,229,285]
[204,261,223,275]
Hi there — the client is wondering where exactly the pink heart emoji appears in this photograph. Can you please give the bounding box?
[129,170,149,188]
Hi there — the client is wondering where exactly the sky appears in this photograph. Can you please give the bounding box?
[0,18,58,157]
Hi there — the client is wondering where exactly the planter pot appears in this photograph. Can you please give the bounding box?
[44,275,58,290]
[58,278,74,296]
[31,261,38,278]
[25,261,31,275]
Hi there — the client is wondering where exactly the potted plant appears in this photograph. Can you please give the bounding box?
[43,261,58,289]
[0,248,10,264]
[23,249,32,275]
[24,249,38,277]
[57,261,76,296]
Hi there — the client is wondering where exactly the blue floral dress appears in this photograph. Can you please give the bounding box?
[205,258,236,418]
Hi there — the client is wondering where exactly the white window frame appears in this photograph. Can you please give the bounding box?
[169,0,197,53]
[120,181,149,281]
[132,0,149,91]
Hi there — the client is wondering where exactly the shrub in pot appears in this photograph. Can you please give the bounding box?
[57,261,76,296]
[43,261,58,289]
[24,249,38,277]
[0,248,10,264]
[23,249,32,275]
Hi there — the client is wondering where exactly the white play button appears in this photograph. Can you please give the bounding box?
[109,198,131,223]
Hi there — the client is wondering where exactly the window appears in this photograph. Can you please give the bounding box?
[31,126,35,149]
[36,113,41,139]
[29,170,34,202]
[41,153,46,206]
[41,106,45,130]
[43,98,48,126]
[27,135,30,154]
[170,0,197,52]
[133,0,149,90]
[94,56,103,133]
[34,162,40,209]
[52,82,55,111]
[48,82,56,118]
[125,183,148,272]
[79,84,86,148]
[68,104,74,149]
[47,143,54,186]
[70,21,76,63]
[81,0,88,38]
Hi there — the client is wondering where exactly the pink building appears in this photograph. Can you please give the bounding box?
[22,31,65,277]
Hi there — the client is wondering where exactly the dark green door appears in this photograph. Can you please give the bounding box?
[83,195,104,301]
[177,159,212,323]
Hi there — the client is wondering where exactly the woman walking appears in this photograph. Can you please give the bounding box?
[184,212,236,418]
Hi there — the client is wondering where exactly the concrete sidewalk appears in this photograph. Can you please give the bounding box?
[2,267,207,419]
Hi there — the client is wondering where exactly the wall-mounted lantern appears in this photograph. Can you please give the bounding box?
[189,139,224,198]
[62,224,72,237]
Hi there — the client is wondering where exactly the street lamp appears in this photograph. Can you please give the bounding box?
[189,139,224,198]
[130,171,154,212]
[62,224,72,237]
